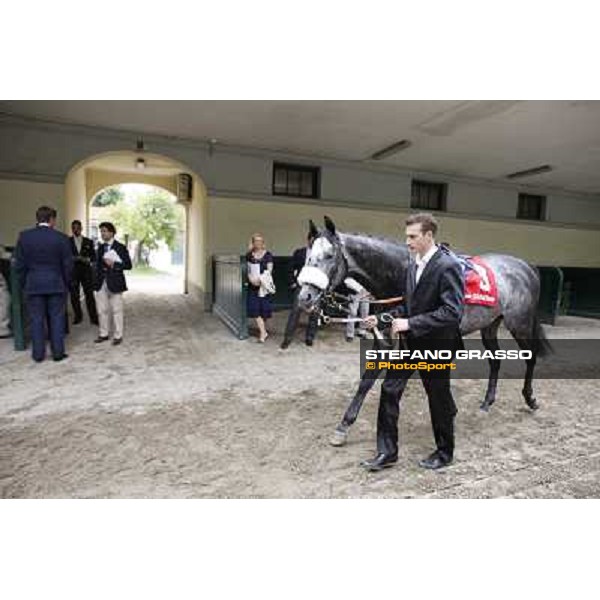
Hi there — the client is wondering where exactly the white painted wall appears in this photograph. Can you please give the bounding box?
[448,182,517,218]
[548,194,600,225]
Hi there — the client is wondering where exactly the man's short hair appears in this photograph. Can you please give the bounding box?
[71,219,82,227]
[36,206,57,223]
[405,212,438,237]
[99,221,116,235]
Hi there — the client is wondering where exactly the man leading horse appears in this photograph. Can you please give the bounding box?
[361,212,464,472]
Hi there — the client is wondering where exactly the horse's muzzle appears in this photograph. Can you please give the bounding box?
[297,284,322,313]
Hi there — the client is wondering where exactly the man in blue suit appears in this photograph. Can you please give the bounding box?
[14,206,73,362]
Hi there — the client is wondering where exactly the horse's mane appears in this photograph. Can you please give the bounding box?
[339,231,406,249]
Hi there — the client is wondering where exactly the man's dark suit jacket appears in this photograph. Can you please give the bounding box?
[404,246,465,345]
[95,239,132,293]
[70,235,97,265]
[14,225,73,295]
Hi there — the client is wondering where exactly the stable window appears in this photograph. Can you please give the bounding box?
[517,193,546,220]
[411,180,447,211]
[272,163,320,199]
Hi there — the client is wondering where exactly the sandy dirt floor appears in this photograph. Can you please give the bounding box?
[1,273,599,498]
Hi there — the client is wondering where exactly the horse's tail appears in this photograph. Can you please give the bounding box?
[533,316,553,358]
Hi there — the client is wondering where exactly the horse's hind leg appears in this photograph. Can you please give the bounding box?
[480,317,502,412]
[514,337,539,410]
[330,368,382,446]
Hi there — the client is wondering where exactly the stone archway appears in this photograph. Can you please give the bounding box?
[89,183,186,293]
[64,151,209,307]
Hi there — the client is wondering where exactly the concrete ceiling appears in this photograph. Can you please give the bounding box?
[1,100,600,195]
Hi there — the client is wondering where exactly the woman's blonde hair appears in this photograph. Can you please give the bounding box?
[248,233,265,252]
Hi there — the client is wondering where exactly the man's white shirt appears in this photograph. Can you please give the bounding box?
[415,244,438,284]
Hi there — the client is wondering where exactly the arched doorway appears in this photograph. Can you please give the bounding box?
[89,183,187,295]
[64,150,209,307]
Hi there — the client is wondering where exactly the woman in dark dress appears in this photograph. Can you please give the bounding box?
[246,233,274,342]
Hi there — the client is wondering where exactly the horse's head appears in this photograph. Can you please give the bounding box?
[297,216,348,313]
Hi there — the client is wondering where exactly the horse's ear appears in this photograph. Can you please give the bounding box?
[324,215,336,235]
[308,219,318,238]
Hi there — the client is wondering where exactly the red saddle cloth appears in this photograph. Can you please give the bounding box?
[464,256,498,307]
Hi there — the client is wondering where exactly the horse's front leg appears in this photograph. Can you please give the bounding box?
[330,367,382,446]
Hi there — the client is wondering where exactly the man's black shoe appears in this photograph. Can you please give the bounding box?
[73,317,83,325]
[305,338,313,347]
[418,451,453,470]
[53,353,68,362]
[94,336,109,343]
[112,337,123,346]
[91,319,99,326]
[361,453,398,472]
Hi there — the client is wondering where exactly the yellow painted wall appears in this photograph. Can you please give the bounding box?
[85,169,177,200]
[65,167,86,228]
[207,196,600,268]
[185,174,208,304]
[0,179,66,246]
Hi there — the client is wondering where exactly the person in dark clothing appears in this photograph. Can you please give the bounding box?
[362,213,464,472]
[14,206,73,362]
[0,246,12,338]
[246,233,274,343]
[280,232,320,349]
[69,219,98,325]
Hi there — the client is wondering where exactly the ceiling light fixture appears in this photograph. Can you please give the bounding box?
[208,138,218,157]
[369,139,412,161]
[506,165,553,179]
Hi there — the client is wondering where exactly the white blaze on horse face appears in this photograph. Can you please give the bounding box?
[309,237,333,262]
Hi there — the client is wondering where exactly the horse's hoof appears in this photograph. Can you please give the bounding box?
[525,398,539,410]
[330,429,348,447]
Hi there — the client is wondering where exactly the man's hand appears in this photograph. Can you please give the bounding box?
[362,315,378,330]
[391,318,410,334]
[103,258,115,268]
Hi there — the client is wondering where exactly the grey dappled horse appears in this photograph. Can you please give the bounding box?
[296,217,552,446]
